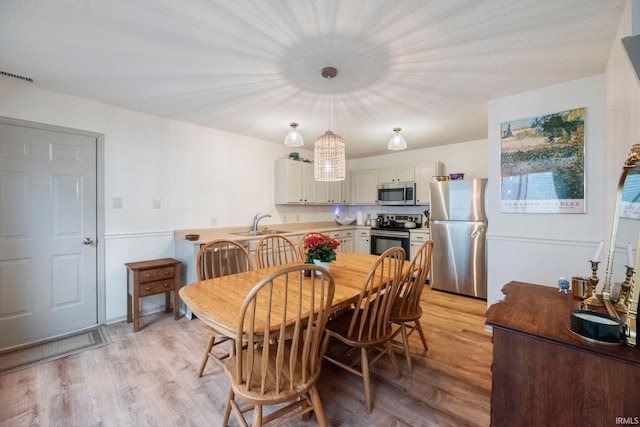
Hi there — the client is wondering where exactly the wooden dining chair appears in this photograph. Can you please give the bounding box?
[255,234,300,269]
[321,246,406,413]
[195,239,253,377]
[389,240,433,373]
[222,264,335,427]
[299,231,328,260]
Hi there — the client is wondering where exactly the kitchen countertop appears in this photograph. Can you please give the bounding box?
[175,222,371,244]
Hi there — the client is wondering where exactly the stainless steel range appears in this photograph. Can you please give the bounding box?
[370,213,422,256]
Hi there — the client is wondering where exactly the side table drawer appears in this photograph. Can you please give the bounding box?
[139,266,176,283]
[138,279,175,297]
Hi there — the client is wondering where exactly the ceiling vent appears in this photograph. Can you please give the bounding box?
[0,71,34,83]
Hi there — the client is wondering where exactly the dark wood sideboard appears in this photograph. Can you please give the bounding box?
[486,281,640,427]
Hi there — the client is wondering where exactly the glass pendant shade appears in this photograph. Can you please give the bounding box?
[314,130,345,181]
[388,128,407,150]
[284,123,304,147]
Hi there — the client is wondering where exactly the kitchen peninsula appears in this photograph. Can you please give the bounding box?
[174,222,377,315]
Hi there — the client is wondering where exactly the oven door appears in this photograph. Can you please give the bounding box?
[370,230,410,256]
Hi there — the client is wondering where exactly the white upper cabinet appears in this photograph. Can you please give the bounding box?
[415,161,443,205]
[338,174,350,204]
[316,181,331,204]
[276,159,349,205]
[275,159,316,204]
[353,169,379,204]
[317,176,349,204]
[379,165,414,183]
[303,162,316,202]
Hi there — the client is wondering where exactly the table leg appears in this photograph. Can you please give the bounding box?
[133,273,140,332]
[126,269,132,323]
[173,288,180,320]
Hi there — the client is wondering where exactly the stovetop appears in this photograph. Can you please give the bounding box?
[372,213,423,232]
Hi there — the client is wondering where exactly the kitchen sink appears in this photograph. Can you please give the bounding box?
[232,230,288,236]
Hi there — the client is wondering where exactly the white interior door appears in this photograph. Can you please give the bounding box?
[0,123,97,349]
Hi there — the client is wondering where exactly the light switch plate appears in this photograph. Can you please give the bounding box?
[112,197,123,209]
[152,198,161,209]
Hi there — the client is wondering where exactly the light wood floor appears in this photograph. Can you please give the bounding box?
[0,287,492,426]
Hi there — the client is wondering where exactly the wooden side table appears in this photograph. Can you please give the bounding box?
[125,258,181,332]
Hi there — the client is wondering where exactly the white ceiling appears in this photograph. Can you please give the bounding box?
[0,0,627,158]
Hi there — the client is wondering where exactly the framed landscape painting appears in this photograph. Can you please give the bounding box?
[500,107,586,214]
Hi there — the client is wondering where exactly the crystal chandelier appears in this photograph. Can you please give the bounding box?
[314,67,345,181]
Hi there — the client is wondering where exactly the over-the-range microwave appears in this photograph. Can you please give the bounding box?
[377,181,416,205]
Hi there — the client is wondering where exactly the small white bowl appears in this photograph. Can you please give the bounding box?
[335,216,356,225]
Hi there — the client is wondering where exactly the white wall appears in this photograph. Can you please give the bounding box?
[346,139,488,221]
[348,139,488,179]
[604,0,640,293]
[485,1,640,307]
[0,80,334,322]
[486,75,606,306]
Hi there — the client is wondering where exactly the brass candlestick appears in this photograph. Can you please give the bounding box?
[614,266,635,313]
[584,261,603,306]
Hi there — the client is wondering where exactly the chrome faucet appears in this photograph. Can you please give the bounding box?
[252,212,271,232]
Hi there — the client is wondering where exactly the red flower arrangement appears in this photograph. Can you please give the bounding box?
[303,234,340,263]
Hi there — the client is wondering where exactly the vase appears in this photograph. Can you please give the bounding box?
[312,259,330,275]
[303,261,313,277]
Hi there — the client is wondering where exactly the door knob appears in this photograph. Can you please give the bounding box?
[83,237,94,245]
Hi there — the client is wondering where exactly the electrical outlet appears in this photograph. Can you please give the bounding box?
[296,214,300,222]
[282,214,287,222]
[112,197,123,209]
[211,217,217,226]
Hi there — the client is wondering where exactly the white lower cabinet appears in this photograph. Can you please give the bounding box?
[328,229,355,253]
[409,229,431,283]
[409,230,430,258]
[356,228,371,254]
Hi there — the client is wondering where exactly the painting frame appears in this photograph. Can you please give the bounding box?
[500,107,586,214]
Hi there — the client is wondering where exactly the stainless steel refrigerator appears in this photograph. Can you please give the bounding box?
[429,179,488,299]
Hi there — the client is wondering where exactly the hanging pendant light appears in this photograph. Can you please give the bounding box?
[314,67,346,181]
[284,122,304,147]
[388,127,407,150]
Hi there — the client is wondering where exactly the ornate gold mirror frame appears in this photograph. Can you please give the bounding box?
[602,144,640,346]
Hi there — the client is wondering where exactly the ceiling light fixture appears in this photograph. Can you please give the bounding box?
[388,127,407,150]
[284,122,304,147]
[314,67,345,181]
